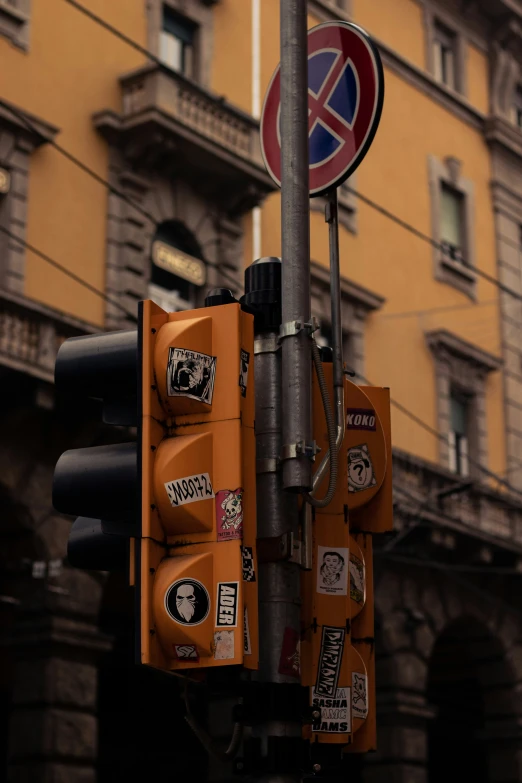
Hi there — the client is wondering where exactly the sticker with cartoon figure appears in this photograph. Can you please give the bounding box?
[347,444,377,493]
[352,672,368,719]
[166,347,217,405]
[214,630,235,660]
[165,578,210,626]
[239,349,250,398]
[243,606,252,655]
[242,546,256,582]
[349,552,365,605]
[216,488,244,541]
[317,546,348,596]
[311,686,351,734]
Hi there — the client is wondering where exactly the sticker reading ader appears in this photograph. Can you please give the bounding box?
[164,472,214,508]
[167,347,217,405]
[216,582,239,627]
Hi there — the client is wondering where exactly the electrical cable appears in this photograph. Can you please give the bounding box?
[0,223,137,322]
[305,338,338,507]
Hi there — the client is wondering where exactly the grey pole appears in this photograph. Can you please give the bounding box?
[280,0,312,493]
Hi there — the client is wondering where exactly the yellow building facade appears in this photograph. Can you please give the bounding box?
[1,1,522,781]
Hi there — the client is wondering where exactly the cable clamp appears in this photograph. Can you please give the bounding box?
[256,458,280,474]
[278,316,319,342]
[254,336,280,355]
[281,440,320,462]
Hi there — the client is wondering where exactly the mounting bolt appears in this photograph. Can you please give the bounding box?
[313,763,321,773]
[312,710,321,720]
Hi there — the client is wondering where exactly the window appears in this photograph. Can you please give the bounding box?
[448,391,470,476]
[0,0,30,49]
[159,6,196,78]
[440,184,465,264]
[433,21,458,90]
[510,85,522,130]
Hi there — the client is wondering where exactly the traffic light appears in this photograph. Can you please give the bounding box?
[301,359,392,748]
[53,296,258,674]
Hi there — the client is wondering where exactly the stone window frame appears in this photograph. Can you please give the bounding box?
[426,329,501,477]
[307,0,352,18]
[0,0,31,50]
[423,5,467,98]
[0,101,58,294]
[310,175,357,234]
[310,260,384,379]
[146,0,217,88]
[428,154,476,299]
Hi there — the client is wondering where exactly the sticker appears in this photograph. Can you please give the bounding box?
[165,578,210,626]
[352,672,368,719]
[167,347,217,405]
[347,444,377,493]
[278,627,301,678]
[317,546,348,596]
[164,472,214,507]
[311,686,351,734]
[346,408,376,431]
[239,349,250,398]
[349,552,365,605]
[214,630,235,660]
[173,644,199,662]
[315,626,345,697]
[241,546,256,582]
[216,488,244,541]
[216,582,239,627]
[243,606,252,655]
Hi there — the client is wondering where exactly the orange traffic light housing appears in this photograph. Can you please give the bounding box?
[137,300,258,673]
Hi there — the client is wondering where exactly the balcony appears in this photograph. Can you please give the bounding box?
[0,290,95,385]
[93,64,276,215]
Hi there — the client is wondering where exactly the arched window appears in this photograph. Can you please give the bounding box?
[149,220,207,312]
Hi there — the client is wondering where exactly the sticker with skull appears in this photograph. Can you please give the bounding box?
[216,488,244,541]
[347,443,377,493]
[165,578,210,626]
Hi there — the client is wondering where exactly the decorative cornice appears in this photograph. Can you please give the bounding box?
[0,99,59,148]
[425,328,502,372]
[485,116,522,159]
[310,260,385,311]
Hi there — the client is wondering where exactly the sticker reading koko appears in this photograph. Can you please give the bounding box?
[216,582,239,627]
[347,444,377,493]
[165,578,210,626]
[216,488,243,541]
[164,472,214,508]
[346,408,376,431]
[315,626,345,697]
[317,545,348,596]
[166,347,217,405]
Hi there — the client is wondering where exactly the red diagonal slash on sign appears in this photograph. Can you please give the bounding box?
[307,52,355,143]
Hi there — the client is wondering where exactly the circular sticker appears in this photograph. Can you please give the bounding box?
[165,578,210,626]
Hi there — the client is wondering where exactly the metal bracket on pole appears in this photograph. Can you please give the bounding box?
[254,336,280,355]
[281,440,320,462]
[256,458,280,474]
[257,531,302,565]
[278,316,318,343]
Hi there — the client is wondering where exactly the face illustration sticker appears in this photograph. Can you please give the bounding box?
[316,545,348,596]
[216,488,244,541]
[165,578,210,626]
[352,672,368,720]
[347,444,377,493]
[166,347,217,405]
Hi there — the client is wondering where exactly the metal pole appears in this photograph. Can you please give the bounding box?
[280,0,312,492]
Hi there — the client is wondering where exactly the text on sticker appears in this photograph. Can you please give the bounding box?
[164,472,214,507]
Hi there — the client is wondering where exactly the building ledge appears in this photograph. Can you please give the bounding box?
[485,116,522,160]
[425,328,502,373]
[93,63,276,216]
[0,99,59,149]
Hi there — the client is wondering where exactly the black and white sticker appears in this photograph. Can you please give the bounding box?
[167,347,217,405]
[315,626,345,697]
[243,606,252,655]
[349,551,365,605]
[165,578,210,626]
[173,644,199,662]
[239,349,250,398]
[317,545,348,596]
[346,408,376,431]
[347,444,377,493]
[164,472,214,507]
[242,546,256,582]
[311,686,351,734]
[215,581,239,627]
[352,672,368,720]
